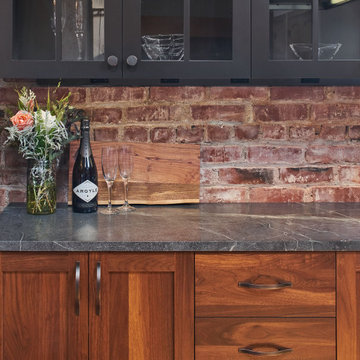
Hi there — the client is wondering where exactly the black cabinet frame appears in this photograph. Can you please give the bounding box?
[123,0,250,80]
[252,0,360,80]
[0,0,250,81]
[1,0,360,83]
[0,0,122,78]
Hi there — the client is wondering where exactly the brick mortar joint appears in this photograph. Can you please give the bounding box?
[0,185,26,190]
[201,184,360,190]
[201,164,337,169]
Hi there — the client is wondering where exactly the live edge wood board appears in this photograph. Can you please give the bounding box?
[68,142,200,205]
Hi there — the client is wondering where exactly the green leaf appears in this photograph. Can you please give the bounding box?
[47,88,51,111]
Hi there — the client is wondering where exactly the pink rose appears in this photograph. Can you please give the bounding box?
[10,111,34,130]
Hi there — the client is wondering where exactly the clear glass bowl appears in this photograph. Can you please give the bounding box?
[289,42,342,60]
[141,34,184,61]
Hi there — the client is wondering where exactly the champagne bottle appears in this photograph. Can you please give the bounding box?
[72,118,98,213]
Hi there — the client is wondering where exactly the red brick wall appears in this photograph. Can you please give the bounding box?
[1,80,360,209]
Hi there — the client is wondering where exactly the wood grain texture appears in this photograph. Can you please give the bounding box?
[337,252,360,360]
[175,253,194,360]
[89,253,194,360]
[129,273,174,360]
[68,142,200,205]
[195,253,336,317]
[109,272,129,360]
[0,253,88,360]
[195,318,336,360]
[105,253,175,272]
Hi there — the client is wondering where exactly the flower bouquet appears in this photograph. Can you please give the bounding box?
[6,86,80,214]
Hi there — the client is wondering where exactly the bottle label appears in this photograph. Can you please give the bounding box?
[73,180,98,203]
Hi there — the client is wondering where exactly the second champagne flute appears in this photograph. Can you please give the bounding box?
[99,146,118,215]
[117,145,135,212]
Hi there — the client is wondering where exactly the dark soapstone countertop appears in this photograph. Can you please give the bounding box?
[1,203,360,251]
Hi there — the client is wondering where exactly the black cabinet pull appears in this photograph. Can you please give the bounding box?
[107,55,119,67]
[96,262,101,316]
[238,275,292,290]
[127,55,138,67]
[75,261,80,316]
[239,344,293,356]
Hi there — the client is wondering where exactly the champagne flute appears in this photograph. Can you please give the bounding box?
[117,145,135,212]
[99,146,118,215]
[75,0,85,60]
[50,0,67,36]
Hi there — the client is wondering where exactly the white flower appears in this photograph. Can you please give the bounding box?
[18,87,36,111]
[35,110,58,132]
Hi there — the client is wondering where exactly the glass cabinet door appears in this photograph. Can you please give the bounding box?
[252,0,360,79]
[319,0,360,61]
[269,0,313,61]
[0,0,121,78]
[123,0,250,80]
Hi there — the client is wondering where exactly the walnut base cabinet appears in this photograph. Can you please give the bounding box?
[0,252,194,360]
[89,253,194,360]
[337,252,360,360]
[1,251,360,360]
[195,253,337,360]
[0,253,89,360]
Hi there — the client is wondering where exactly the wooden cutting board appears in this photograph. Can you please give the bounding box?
[68,142,200,205]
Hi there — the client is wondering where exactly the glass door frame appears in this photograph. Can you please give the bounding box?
[252,0,360,80]
[123,0,250,80]
[0,0,123,79]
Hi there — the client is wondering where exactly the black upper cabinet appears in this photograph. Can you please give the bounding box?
[0,0,250,80]
[252,0,360,80]
[123,0,250,79]
[1,0,359,82]
[0,0,122,78]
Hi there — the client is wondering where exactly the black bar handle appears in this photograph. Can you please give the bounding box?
[238,275,292,290]
[96,262,101,316]
[239,344,293,356]
[75,261,80,316]
[238,281,292,290]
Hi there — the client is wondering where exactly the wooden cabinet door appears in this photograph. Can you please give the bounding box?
[0,253,88,360]
[89,253,194,360]
[337,252,360,360]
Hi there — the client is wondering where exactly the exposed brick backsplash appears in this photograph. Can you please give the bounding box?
[1,81,360,209]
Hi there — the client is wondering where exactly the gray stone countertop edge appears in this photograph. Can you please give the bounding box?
[1,202,360,252]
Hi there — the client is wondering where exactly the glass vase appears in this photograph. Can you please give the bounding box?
[26,159,57,215]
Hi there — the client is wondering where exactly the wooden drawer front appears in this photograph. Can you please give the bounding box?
[196,318,336,360]
[195,253,335,317]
